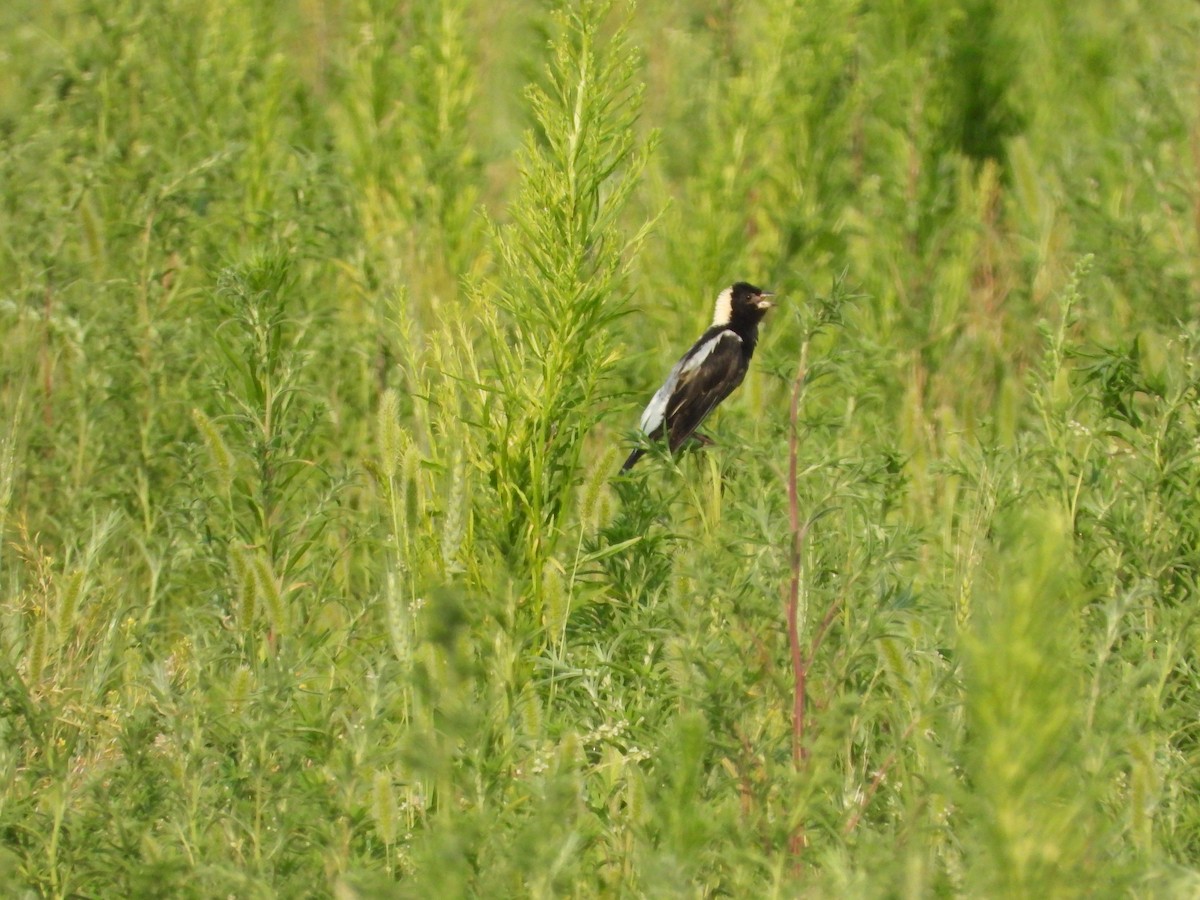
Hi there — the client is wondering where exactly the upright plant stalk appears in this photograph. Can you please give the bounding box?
[784,301,849,859]
[476,0,655,616]
[785,341,811,857]
[199,251,335,651]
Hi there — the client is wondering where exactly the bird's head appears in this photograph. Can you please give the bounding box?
[713,282,774,326]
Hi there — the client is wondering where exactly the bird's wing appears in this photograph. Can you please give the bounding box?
[638,326,731,436]
[664,329,747,451]
[638,366,680,437]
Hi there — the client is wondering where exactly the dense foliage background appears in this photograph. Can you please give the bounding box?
[2,0,1199,895]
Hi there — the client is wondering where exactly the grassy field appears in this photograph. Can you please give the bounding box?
[2,0,1200,895]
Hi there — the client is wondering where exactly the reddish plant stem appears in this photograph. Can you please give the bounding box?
[787,348,806,763]
[784,342,847,860]
[785,344,811,859]
[786,344,808,767]
[41,284,54,428]
[786,580,805,765]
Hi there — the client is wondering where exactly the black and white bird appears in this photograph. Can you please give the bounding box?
[621,282,774,471]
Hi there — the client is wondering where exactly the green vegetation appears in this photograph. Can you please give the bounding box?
[2,0,1199,895]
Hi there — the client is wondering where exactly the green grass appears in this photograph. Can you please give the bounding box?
[2,0,1200,895]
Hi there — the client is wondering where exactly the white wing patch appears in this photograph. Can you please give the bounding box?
[639,377,675,434]
[638,329,741,434]
[680,329,738,375]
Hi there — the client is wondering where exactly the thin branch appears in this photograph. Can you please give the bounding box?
[785,341,811,861]
[842,718,919,836]
[787,340,810,767]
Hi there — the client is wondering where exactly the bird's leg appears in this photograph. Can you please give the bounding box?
[691,432,715,447]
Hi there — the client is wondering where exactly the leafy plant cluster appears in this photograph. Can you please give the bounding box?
[2,0,1199,895]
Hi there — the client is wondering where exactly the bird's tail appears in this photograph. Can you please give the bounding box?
[620,448,645,472]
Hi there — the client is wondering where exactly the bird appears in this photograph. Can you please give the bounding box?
[621,282,774,471]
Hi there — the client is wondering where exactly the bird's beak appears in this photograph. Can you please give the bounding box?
[755,291,775,310]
